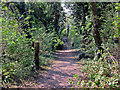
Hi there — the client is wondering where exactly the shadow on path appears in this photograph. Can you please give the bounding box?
[34,47,83,88]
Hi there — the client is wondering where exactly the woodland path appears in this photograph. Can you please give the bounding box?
[32,47,83,88]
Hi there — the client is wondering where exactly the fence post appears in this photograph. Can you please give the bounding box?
[34,41,39,70]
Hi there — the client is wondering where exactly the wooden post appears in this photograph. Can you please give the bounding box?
[34,41,39,70]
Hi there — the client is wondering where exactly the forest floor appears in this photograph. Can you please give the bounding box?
[12,46,85,88]
[8,38,85,88]
[30,47,83,88]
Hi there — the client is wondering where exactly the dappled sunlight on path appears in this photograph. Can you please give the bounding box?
[33,48,83,88]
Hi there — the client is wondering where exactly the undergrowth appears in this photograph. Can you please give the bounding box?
[69,49,120,88]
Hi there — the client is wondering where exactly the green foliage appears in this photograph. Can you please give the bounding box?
[1,2,57,86]
[1,2,120,88]
[1,7,33,84]
[69,51,120,88]
[68,2,120,88]
[51,34,64,50]
[114,3,120,39]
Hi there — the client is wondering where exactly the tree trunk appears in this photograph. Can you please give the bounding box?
[34,42,39,70]
[91,2,102,49]
[91,2,104,59]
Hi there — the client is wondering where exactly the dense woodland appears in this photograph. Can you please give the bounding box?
[0,1,120,88]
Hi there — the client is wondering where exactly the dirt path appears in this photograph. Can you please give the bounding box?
[33,47,83,88]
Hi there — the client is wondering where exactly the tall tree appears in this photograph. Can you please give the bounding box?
[91,2,104,59]
[90,2,103,50]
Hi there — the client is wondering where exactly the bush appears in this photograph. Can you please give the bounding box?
[69,51,120,88]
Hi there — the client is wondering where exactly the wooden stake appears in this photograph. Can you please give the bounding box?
[34,41,39,70]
